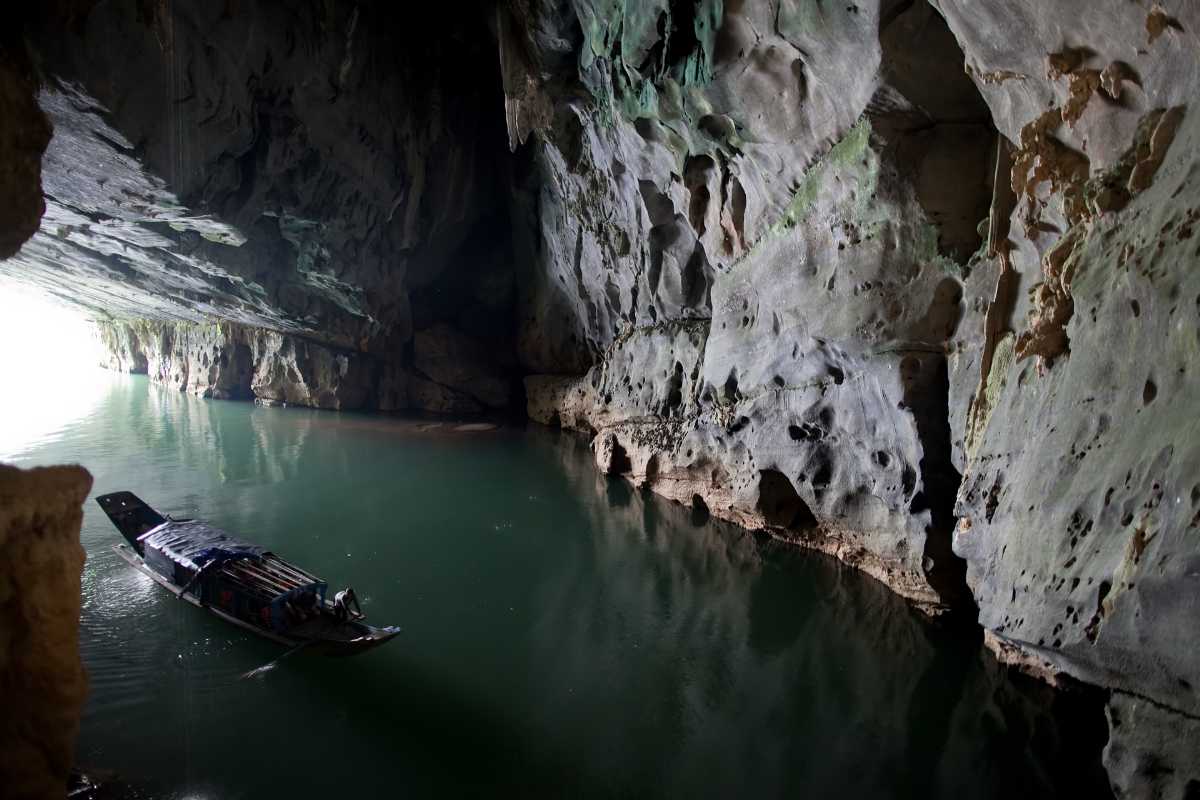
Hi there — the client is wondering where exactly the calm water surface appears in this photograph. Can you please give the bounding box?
[5,374,1108,798]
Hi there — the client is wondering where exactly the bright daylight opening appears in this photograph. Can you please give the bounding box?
[0,278,110,460]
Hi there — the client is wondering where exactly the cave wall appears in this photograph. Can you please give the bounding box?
[4,0,521,413]
[1,0,1198,794]
[509,0,1200,793]
[0,464,92,800]
[94,316,519,413]
[930,1,1200,793]
[513,0,996,614]
[0,29,51,260]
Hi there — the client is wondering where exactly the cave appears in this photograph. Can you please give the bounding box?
[2,1,1199,797]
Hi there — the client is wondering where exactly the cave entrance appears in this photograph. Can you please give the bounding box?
[0,281,109,458]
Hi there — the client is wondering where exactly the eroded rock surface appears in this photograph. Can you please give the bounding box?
[513,2,1200,788]
[0,463,92,800]
[1,1,1198,792]
[518,0,993,614]
[0,38,51,260]
[96,318,511,414]
[933,2,1200,793]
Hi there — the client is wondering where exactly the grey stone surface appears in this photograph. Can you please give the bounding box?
[519,0,993,613]
[97,319,377,410]
[0,43,50,260]
[930,2,1200,790]
[96,317,507,415]
[0,2,1197,791]
[413,324,513,410]
[515,2,1200,788]
[1105,692,1200,800]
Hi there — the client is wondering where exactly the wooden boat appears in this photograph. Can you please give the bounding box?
[97,491,400,656]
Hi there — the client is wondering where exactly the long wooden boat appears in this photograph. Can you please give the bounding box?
[97,491,400,656]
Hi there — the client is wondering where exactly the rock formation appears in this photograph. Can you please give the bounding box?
[513,0,995,616]
[933,2,1200,792]
[0,464,92,800]
[1,0,1198,794]
[5,1,519,413]
[0,27,51,260]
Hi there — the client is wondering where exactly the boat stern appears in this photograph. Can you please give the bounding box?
[96,492,167,551]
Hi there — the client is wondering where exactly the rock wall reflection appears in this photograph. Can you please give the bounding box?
[527,428,1111,798]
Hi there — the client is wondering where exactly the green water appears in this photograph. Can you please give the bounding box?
[5,373,1109,798]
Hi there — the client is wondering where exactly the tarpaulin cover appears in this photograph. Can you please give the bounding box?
[139,520,266,572]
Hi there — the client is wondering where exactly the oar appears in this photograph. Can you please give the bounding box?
[240,641,313,680]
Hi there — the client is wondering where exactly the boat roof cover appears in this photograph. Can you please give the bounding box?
[140,519,266,572]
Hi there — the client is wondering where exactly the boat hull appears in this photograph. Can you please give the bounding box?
[112,544,400,656]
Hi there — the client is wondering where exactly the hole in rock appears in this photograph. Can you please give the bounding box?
[756,469,818,530]
[607,440,632,475]
[723,372,740,401]
[788,423,823,442]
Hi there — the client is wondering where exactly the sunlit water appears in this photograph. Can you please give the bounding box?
[0,281,107,457]
[5,374,1112,798]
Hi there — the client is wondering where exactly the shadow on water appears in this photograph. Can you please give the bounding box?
[7,377,1112,798]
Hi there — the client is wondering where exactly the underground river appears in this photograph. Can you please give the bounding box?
[3,373,1111,798]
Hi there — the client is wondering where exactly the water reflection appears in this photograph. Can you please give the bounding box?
[3,378,1109,798]
[530,430,1109,797]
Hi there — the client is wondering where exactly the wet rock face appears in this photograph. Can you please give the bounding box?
[514,2,1200,789]
[1,1,1199,792]
[97,318,511,414]
[0,463,92,800]
[0,41,50,260]
[99,319,378,410]
[519,0,993,614]
[932,2,1200,793]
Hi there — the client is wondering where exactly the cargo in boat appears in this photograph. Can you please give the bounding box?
[96,491,400,656]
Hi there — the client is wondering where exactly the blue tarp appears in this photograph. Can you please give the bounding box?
[139,519,266,572]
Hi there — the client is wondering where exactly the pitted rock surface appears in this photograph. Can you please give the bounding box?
[0,2,1198,793]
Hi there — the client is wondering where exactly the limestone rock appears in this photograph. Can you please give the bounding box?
[0,463,92,800]
[518,0,993,613]
[0,43,51,260]
[413,324,512,410]
[4,2,1200,792]
[409,375,485,416]
[96,315,526,415]
[1104,692,1200,799]
[938,4,1200,785]
[97,319,379,411]
[953,102,1200,726]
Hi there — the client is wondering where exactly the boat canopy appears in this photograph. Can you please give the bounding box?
[139,520,266,572]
